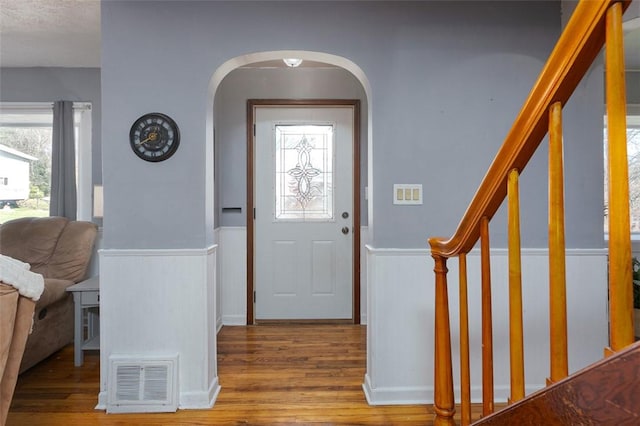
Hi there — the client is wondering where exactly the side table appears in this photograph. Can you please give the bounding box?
[66,276,100,366]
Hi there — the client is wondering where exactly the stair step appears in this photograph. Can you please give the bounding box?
[476,341,640,425]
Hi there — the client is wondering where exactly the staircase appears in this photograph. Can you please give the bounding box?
[476,340,640,425]
[428,0,635,424]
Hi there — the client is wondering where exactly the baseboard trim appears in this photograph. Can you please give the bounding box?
[216,315,223,333]
[363,374,433,405]
[94,359,222,410]
[95,391,107,410]
[222,314,247,326]
[179,378,220,409]
[362,377,546,406]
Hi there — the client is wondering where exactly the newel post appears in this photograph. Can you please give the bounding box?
[432,254,455,425]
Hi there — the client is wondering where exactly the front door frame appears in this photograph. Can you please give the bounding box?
[247,99,361,325]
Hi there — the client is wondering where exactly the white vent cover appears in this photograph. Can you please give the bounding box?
[107,355,179,413]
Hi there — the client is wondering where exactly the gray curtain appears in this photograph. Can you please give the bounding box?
[50,101,77,219]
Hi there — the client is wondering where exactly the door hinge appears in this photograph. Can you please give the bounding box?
[253,290,256,303]
[253,208,256,220]
[253,123,256,136]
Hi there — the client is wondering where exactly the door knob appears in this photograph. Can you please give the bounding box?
[341,226,350,235]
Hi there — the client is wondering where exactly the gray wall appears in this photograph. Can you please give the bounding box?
[0,67,102,188]
[628,71,640,104]
[101,0,605,250]
[214,67,368,228]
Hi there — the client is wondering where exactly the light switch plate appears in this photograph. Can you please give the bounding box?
[393,184,423,205]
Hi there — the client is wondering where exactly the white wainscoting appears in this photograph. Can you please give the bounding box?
[99,246,220,410]
[214,228,223,332]
[218,227,247,325]
[216,226,370,325]
[360,226,370,325]
[363,246,608,405]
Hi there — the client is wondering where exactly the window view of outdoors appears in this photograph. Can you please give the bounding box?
[603,115,640,234]
[0,122,52,224]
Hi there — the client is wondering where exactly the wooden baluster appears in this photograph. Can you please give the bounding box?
[548,101,568,383]
[480,217,494,416]
[458,253,471,425]
[508,169,525,402]
[433,254,455,425]
[606,1,633,353]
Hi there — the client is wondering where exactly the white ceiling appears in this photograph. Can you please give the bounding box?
[0,0,638,69]
[0,0,100,68]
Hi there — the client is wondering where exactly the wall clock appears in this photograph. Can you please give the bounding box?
[129,113,180,162]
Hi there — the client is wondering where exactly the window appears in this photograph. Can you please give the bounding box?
[603,107,640,236]
[274,124,334,221]
[0,102,92,224]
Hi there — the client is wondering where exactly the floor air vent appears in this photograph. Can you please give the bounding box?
[107,355,179,413]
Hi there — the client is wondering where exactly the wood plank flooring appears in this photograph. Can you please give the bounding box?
[8,325,484,425]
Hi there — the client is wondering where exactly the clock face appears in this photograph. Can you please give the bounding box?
[129,113,180,162]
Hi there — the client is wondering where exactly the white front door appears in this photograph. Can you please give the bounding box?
[254,106,354,320]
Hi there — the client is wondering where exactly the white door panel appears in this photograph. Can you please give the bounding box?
[255,106,353,320]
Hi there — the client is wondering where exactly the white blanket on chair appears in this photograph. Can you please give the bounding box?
[0,254,44,301]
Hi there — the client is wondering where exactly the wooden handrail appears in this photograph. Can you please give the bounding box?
[429,1,631,424]
[428,0,631,258]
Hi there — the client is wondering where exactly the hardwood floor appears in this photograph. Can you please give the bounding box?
[8,325,482,425]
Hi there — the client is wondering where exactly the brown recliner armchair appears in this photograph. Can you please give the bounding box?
[0,216,98,373]
[0,282,38,426]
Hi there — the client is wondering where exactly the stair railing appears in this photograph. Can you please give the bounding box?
[428,1,632,424]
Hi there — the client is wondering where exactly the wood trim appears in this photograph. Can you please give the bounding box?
[246,100,255,324]
[247,99,362,325]
[254,319,355,325]
[352,100,361,325]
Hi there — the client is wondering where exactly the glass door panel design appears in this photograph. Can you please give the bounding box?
[274,124,334,221]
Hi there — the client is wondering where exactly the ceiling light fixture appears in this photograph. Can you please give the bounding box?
[283,58,303,68]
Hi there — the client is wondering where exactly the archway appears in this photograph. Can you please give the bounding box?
[206,51,373,328]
